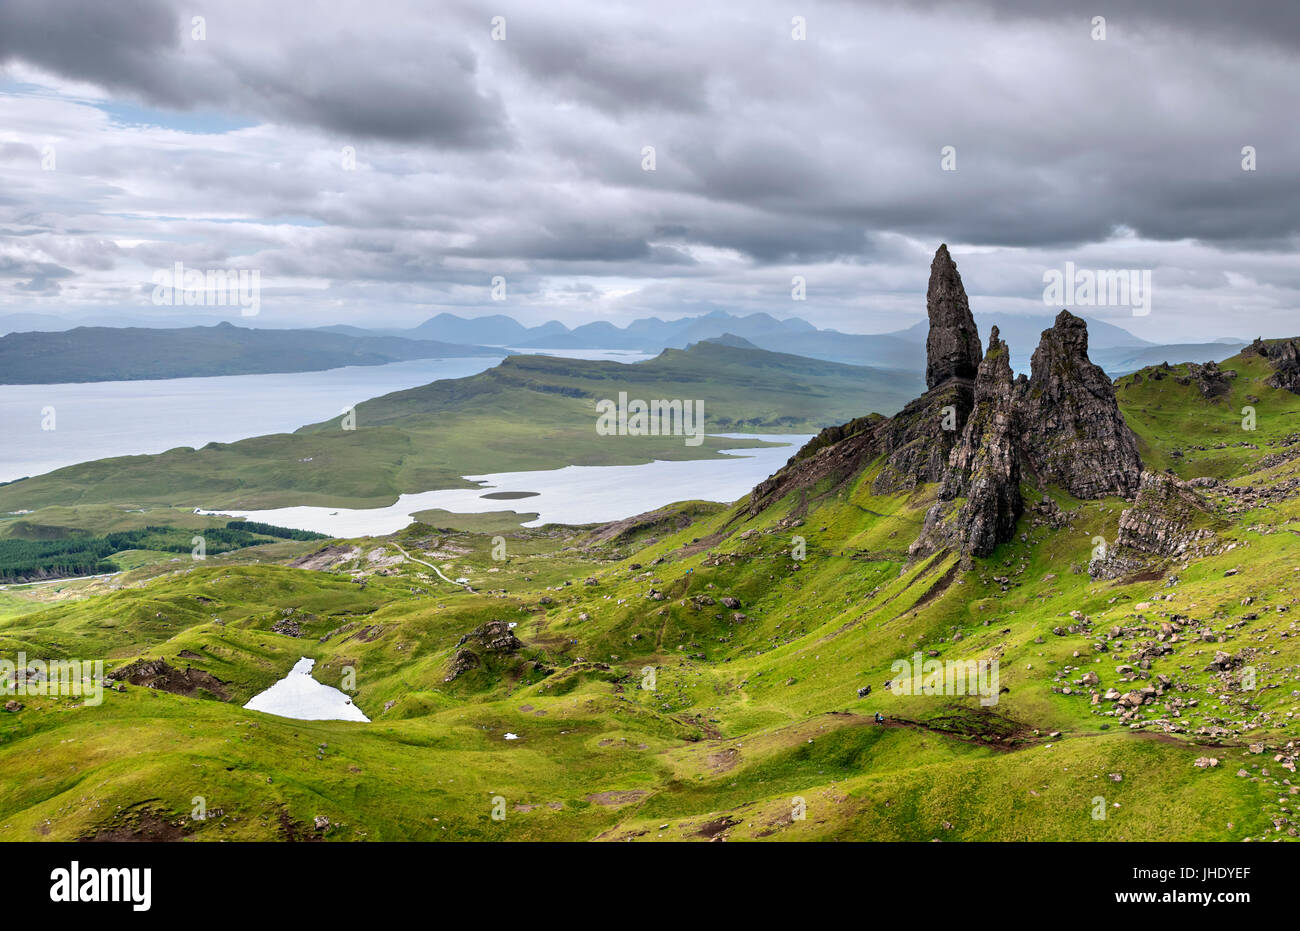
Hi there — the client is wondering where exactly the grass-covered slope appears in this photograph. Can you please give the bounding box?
[1115,352,1300,477]
[0,345,1295,842]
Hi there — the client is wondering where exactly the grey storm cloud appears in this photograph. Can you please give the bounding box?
[0,0,509,147]
[894,0,1300,51]
[0,0,1296,339]
[0,255,74,293]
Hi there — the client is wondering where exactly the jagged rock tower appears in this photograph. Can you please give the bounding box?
[912,326,1023,560]
[746,247,1146,563]
[871,244,981,493]
[1017,310,1143,499]
[924,244,983,388]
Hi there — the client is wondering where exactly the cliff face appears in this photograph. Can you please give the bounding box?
[911,327,1023,560]
[1018,310,1143,500]
[1088,470,1217,579]
[746,247,1145,562]
[871,379,974,494]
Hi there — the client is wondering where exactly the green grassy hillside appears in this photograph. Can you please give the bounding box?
[0,345,1295,841]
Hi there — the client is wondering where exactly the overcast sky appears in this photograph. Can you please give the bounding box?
[1,0,1297,340]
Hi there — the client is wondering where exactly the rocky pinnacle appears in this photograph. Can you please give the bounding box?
[747,252,1146,563]
[911,325,1023,560]
[1019,309,1143,499]
[924,244,983,389]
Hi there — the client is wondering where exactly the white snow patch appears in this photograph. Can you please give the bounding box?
[243,657,370,722]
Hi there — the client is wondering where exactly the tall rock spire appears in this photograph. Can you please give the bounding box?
[1018,310,1143,499]
[925,244,983,389]
[911,326,1023,561]
[742,249,1146,547]
[871,244,982,492]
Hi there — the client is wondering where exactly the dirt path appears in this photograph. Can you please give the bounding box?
[822,710,1032,751]
[0,571,121,589]
[390,542,473,591]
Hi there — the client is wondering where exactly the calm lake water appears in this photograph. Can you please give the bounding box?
[0,349,651,483]
[201,434,808,535]
[1,349,802,536]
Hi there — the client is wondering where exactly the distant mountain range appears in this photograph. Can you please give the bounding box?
[0,309,1248,380]
[379,309,1245,377]
[0,323,504,384]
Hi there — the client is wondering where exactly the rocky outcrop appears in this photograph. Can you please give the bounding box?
[1244,337,1300,394]
[924,244,982,389]
[107,657,230,700]
[744,255,1145,558]
[271,615,303,637]
[871,379,974,494]
[445,620,524,682]
[1179,361,1234,399]
[1018,310,1142,499]
[911,327,1023,560]
[749,425,882,515]
[444,649,481,682]
[290,544,362,571]
[1089,470,1217,579]
[747,379,973,505]
[747,246,984,507]
[455,620,522,654]
[1114,471,1216,556]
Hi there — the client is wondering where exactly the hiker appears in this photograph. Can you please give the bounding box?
[874,711,884,725]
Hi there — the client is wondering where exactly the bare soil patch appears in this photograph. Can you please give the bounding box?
[79,803,189,842]
[108,658,231,701]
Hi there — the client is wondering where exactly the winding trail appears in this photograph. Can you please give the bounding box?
[0,571,122,589]
[390,541,473,591]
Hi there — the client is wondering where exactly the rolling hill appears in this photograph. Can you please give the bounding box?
[0,341,922,517]
[0,322,505,384]
[0,248,1296,842]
